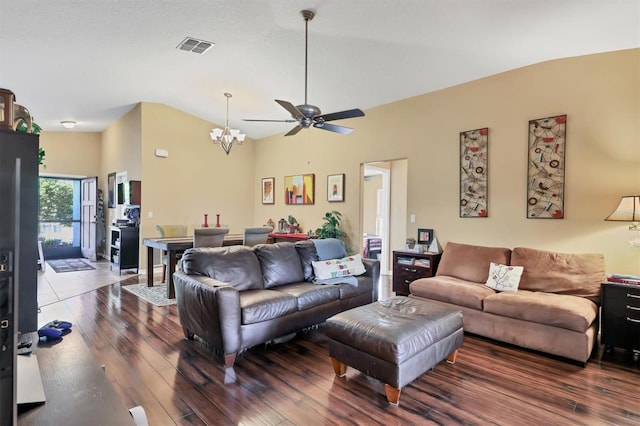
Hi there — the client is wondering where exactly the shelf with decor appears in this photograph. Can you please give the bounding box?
[110,226,139,275]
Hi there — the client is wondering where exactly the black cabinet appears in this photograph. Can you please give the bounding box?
[392,251,441,296]
[0,129,39,426]
[110,226,139,275]
[601,282,640,362]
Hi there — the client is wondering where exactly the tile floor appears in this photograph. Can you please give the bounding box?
[37,258,143,306]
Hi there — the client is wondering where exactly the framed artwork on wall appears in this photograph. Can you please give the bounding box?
[527,114,566,219]
[327,173,345,202]
[284,173,315,205]
[107,172,116,208]
[261,177,274,204]
[460,127,488,217]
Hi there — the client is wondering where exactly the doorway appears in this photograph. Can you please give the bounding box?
[361,159,408,275]
[39,176,99,260]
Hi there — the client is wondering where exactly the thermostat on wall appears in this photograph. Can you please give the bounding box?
[154,149,168,158]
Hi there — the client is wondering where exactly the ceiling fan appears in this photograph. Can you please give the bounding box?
[243,9,365,136]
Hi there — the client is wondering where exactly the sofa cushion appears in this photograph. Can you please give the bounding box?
[437,242,511,283]
[274,282,341,310]
[483,290,598,332]
[295,240,319,281]
[410,276,496,310]
[180,246,263,291]
[239,289,298,325]
[312,254,366,280]
[485,262,523,292]
[511,247,605,304]
[254,243,305,288]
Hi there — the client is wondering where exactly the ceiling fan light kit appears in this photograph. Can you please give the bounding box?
[243,9,365,136]
[210,93,245,155]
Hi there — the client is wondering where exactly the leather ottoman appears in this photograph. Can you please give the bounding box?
[326,296,463,405]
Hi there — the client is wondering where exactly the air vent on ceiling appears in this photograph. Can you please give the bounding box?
[177,37,214,54]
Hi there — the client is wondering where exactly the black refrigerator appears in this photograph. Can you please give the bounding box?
[0,129,39,426]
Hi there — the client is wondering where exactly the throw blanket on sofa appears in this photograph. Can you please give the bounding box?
[312,238,348,260]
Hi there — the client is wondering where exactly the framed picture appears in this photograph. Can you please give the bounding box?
[284,173,315,205]
[460,127,488,217]
[327,173,345,202]
[261,177,274,204]
[417,228,433,245]
[527,114,566,219]
[107,172,116,208]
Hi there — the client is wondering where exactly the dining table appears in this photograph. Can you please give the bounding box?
[143,233,243,299]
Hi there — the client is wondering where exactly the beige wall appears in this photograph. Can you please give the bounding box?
[137,102,256,266]
[101,104,142,228]
[37,48,640,275]
[254,49,640,275]
[39,132,101,177]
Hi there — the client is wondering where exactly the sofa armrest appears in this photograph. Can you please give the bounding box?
[173,271,242,355]
[362,258,380,301]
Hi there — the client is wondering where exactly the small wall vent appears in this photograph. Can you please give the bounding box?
[177,37,214,54]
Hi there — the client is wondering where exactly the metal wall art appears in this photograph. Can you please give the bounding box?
[460,127,488,217]
[527,115,566,219]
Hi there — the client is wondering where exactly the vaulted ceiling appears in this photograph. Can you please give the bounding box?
[1,1,638,139]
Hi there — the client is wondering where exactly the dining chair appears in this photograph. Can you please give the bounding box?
[243,226,272,247]
[193,227,229,248]
[156,224,188,283]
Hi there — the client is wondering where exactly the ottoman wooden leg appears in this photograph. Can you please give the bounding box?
[384,384,401,406]
[331,358,347,377]
[446,349,460,364]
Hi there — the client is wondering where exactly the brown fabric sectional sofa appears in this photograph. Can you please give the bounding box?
[409,242,606,364]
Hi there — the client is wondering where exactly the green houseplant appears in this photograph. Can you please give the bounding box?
[315,210,346,239]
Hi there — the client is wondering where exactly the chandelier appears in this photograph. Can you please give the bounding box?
[210,92,245,155]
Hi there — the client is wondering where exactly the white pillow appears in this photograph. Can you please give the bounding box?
[485,262,523,292]
[312,254,366,280]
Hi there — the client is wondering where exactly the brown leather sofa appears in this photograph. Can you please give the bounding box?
[173,240,380,368]
[409,242,605,364]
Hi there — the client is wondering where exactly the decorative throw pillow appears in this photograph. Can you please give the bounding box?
[312,254,366,280]
[485,262,523,292]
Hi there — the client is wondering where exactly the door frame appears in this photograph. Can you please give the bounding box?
[81,176,98,261]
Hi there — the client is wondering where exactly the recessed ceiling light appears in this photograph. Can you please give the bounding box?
[177,37,214,54]
[60,121,76,129]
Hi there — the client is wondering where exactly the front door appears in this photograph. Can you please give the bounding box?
[81,177,98,261]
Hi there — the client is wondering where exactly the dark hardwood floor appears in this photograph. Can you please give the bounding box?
[37,273,639,425]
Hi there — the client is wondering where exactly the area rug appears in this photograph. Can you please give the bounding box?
[47,258,96,273]
[122,283,177,306]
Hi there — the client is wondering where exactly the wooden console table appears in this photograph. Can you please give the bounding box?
[268,232,310,243]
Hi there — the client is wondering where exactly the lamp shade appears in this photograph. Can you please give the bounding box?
[605,195,640,222]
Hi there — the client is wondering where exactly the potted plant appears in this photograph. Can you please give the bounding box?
[315,210,346,239]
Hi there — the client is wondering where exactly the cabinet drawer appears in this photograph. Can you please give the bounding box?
[601,283,640,351]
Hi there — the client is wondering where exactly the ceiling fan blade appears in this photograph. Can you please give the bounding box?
[313,122,353,134]
[285,124,304,136]
[316,108,365,122]
[275,100,304,120]
[242,118,298,123]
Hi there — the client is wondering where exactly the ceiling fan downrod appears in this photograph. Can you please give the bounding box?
[301,9,315,106]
